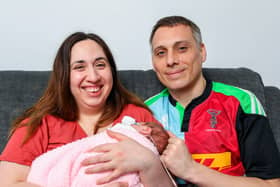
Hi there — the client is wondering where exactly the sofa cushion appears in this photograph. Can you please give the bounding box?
[0,71,49,152]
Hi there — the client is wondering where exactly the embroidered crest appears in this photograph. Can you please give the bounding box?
[207,109,221,128]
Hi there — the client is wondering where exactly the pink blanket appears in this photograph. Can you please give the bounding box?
[27,116,158,187]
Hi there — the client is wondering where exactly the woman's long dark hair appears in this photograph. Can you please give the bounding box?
[10,32,150,143]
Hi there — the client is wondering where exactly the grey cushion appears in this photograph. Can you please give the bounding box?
[0,71,49,152]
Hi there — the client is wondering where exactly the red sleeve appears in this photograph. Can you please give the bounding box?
[0,119,49,166]
[113,104,161,125]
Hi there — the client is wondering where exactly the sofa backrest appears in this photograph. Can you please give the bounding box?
[0,68,274,152]
[119,68,266,104]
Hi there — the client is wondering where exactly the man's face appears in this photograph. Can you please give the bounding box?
[151,24,206,94]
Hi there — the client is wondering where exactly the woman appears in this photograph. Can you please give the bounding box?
[0,32,173,187]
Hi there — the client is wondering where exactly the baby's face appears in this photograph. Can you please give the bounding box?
[131,122,169,154]
[131,123,152,136]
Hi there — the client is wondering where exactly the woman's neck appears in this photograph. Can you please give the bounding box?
[78,109,103,135]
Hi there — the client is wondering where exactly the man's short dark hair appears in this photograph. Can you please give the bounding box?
[149,15,202,45]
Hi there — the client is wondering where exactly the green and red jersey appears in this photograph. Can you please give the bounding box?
[146,79,280,180]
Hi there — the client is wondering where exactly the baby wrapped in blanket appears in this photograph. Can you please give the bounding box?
[27,116,169,187]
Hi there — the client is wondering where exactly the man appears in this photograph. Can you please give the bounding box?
[145,15,280,187]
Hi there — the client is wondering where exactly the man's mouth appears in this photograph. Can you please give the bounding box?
[165,68,184,76]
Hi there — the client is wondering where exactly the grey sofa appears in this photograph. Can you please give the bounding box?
[0,68,280,154]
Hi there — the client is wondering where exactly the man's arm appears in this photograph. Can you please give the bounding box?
[161,132,280,187]
[188,161,280,187]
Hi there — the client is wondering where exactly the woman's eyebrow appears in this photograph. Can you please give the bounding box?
[71,57,108,66]
[94,57,108,62]
[70,60,84,67]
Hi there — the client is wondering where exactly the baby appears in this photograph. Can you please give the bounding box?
[27,116,169,187]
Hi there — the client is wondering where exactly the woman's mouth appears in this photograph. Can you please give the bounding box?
[84,87,101,93]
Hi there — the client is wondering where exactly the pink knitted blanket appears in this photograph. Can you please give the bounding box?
[27,117,158,187]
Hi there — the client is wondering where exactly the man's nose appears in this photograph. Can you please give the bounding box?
[166,51,179,66]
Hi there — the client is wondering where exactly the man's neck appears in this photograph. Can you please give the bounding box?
[169,76,207,108]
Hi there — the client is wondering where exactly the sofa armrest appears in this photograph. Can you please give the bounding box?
[264,86,280,151]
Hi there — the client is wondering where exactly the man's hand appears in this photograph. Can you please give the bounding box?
[160,131,195,180]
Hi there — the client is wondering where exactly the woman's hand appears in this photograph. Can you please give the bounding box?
[160,131,196,180]
[81,130,159,185]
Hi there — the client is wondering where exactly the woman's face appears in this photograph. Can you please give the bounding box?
[70,39,113,114]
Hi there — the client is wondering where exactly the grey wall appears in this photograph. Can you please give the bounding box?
[0,0,279,88]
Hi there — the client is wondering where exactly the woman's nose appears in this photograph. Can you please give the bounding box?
[86,67,101,82]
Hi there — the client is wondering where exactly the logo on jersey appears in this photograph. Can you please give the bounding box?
[192,152,231,171]
[207,109,221,128]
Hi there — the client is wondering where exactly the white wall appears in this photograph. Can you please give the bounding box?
[0,0,279,87]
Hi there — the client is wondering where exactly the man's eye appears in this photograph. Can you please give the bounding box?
[156,51,165,56]
[178,46,187,51]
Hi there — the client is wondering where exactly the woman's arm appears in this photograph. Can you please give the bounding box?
[81,130,174,187]
[0,161,40,187]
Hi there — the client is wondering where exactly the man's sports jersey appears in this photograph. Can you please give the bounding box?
[145,79,280,179]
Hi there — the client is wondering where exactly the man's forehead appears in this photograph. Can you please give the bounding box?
[154,40,192,49]
[151,25,195,49]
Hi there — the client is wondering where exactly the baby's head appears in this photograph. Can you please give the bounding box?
[131,122,169,154]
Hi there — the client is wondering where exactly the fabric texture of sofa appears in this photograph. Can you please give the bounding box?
[0,68,280,154]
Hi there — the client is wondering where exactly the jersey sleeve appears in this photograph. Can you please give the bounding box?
[236,106,280,179]
[0,119,49,166]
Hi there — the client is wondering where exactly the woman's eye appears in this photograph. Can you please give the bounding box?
[95,62,106,69]
[73,65,85,70]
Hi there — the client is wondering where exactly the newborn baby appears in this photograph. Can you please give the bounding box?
[27,116,169,187]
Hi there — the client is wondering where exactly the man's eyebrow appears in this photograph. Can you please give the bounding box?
[152,40,192,51]
[174,40,192,46]
[152,45,165,53]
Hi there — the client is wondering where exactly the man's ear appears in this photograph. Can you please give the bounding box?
[200,43,207,63]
